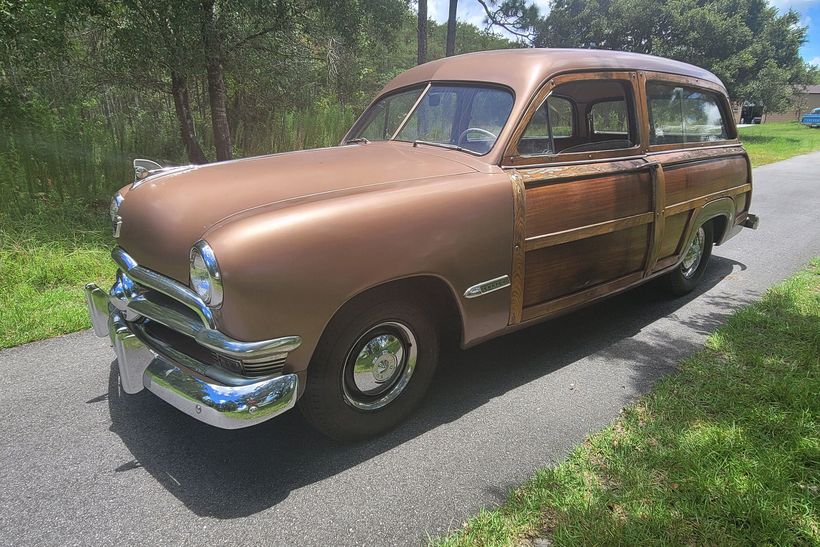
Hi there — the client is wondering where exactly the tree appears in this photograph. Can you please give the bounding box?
[200,0,232,161]
[418,0,427,65]
[445,0,458,56]
[534,0,812,109]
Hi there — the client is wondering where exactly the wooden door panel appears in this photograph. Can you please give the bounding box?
[523,223,650,307]
[524,171,653,237]
[662,155,747,206]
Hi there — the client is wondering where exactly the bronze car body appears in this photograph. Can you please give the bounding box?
[85,49,757,437]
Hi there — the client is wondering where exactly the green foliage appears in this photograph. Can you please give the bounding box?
[536,0,811,112]
[0,1,518,217]
[435,259,820,546]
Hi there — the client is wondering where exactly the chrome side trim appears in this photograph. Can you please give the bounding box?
[464,275,511,299]
[112,247,214,328]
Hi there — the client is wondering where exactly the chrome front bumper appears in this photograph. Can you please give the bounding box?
[85,267,300,429]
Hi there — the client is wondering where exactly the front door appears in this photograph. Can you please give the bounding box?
[504,71,659,323]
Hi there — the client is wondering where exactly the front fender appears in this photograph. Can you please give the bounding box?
[203,172,514,372]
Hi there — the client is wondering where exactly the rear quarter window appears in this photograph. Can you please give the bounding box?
[647,82,729,145]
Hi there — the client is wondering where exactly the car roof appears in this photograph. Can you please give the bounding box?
[373,48,726,165]
[381,48,725,98]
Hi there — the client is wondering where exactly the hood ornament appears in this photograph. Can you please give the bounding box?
[133,158,163,182]
[131,158,196,189]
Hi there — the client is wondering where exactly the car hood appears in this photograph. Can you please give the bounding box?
[116,141,479,282]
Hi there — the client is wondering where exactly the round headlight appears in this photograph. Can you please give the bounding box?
[189,241,223,308]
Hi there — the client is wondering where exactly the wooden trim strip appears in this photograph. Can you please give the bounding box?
[665,183,751,216]
[643,163,666,275]
[647,145,745,167]
[521,271,644,321]
[524,211,654,252]
[509,173,527,324]
[516,158,649,187]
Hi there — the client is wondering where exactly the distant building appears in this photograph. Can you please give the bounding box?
[738,85,820,124]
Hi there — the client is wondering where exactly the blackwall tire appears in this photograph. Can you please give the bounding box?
[298,297,439,441]
[662,221,714,296]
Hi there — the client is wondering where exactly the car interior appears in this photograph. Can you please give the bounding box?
[517,79,638,156]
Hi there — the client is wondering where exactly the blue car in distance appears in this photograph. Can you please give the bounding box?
[801,107,820,128]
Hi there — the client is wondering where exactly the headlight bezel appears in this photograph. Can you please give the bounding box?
[110,193,124,238]
[189,240,223,308]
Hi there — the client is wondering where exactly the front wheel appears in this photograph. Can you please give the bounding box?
[662,221,714,296]
[298,297,439,441]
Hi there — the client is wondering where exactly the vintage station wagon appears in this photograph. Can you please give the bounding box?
[85,49,759,440]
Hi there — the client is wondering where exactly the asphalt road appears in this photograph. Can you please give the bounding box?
[1,152,819,546]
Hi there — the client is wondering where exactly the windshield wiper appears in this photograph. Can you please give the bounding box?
[411,140,481,155]
[344,137,370,145]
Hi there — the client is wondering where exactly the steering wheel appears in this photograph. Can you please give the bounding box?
[457,127,497,146]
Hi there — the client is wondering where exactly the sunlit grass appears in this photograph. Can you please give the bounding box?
[739,122,820,167]
[0,201,114,348]
[434,259,820,546]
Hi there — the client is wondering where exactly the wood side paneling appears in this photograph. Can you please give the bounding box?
[509,174,527,324]
[664,156,747,206]
[658,211,690,259]
[524,171,652,237]
[522,224,649,307]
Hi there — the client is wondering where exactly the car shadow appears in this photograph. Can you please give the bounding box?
[107,255,748,519]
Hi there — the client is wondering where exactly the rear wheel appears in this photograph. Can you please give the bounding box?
[662,221,714,296]
[298,296,439,441]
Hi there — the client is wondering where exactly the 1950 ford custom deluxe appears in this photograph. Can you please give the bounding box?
[85,49,759,440]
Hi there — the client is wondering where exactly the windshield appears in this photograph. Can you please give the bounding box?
[350,84,514,155]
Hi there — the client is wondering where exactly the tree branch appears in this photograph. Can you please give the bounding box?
[475,0,536,43]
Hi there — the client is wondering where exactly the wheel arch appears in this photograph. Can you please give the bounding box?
[321,274,466,350]
[688,197,735,248]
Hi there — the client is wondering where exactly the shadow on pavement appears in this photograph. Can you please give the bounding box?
[106,255,749,518]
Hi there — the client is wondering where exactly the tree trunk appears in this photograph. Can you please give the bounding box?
[205,58,232,161]
[171,71,208,164]
[445,0,458,57]
[201,0,233,161]
[417,0,427,65]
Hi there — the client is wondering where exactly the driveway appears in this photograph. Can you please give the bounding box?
[1,152,818,546]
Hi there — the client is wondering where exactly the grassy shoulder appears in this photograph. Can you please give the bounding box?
[0,202,114,348]
[739,122,820,167]
[435,260,820,546]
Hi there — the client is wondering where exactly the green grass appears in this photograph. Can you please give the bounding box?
[434,260,820,546]
[0,200,114,348]
[739,122,820,167]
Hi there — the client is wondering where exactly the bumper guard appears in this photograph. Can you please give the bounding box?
[85,281,299,429]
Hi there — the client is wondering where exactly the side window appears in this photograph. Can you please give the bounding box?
[647,82,729,145]
[517,78,637,157]
[519,96,574,155]
[591,100,628,135]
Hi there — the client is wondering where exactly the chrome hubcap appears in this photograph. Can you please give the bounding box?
[342,321,417,411]
[681,227,705,278]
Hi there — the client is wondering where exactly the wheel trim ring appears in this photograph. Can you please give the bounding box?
[341,321,418,411]
[681,226,706,278]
